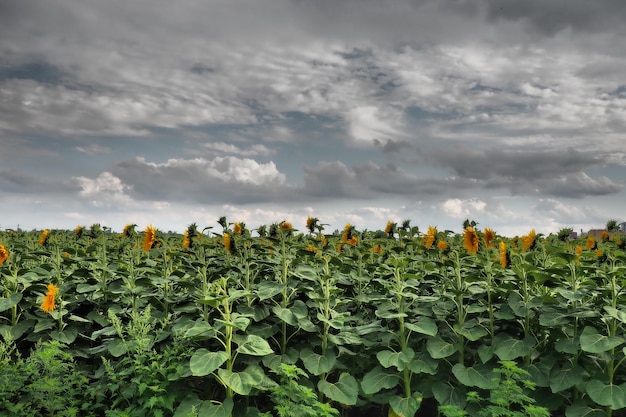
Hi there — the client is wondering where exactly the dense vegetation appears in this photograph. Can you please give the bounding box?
[1,219,625,417]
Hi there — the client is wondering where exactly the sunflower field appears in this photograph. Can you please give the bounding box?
[1,219,626,417]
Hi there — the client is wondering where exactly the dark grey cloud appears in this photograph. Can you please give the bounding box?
[427,147,622,197]
[483,0,626,35]
[0,169,78,194]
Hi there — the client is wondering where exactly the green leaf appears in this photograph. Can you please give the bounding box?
[184,321,216,339]
[377,348,415,371]
[407,352,438,375]
[107,338,127,357]
[604,306,626,324]
[427,337,458,359]
[318,373,358,405]
[432,381,466,408]
[580,326,624,353]
[50,325,78,344]
[256,281,283,300]
[197,397,234,417]
[540,310,570,327]
[300,348,336,375]
[452,364,498,390]
[0,293,22,312]
[217,369,258,395]
[555,337,580,354]
[389,393,422,417]
[189,349,228,376]
[361,366,400,395]
[586,380,626,409]
[550,364,584,393]
[272,305,298,326]
[565,400,606,417]
[405,317,438,336]
[493,335,535,360]
[454,320,489,341]
[236,334,274,356]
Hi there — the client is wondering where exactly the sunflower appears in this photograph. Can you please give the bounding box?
[223,233,233,254]
[306,216,318,234]
[41,283,59,313]
[521,229,536,251]
[463,227,479,254]
[348,236,358,246]
[74,225,84,237]
[341,223,353,243]
[437,240,448,252]
[120,223,136,238]
[142,225,157,251]
[425,226,437,249]
[575,245,583,255]
[483,228,496,249]
[384,221,396,238]
[499,241,509,268]
[233,222,243,235]
[585,236,596,250]
[601,230,610,241]
[0,243,9,265]
[182,230,191,249]
[279,221,293,237]
[373,244,383,254]
[39,229,51,246]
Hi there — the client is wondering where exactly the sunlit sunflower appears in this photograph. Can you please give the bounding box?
[41,283,59,313]
[39,229,50,246]
[596,249,604,257]
[223,233,233,254]
[142,225,157,251]
[233,222,243,235]
[341,224,353,243]
[499,241,509,268]
[0,244,9,265]
[575,245,583,255]
[601,231,610,241]
[348,236,358,246]
[463,227,479,254]
[483,228,496,249]
[585,236,596,250]
[521,229,536,251]
[74,225,83,237]
[279,221,293,237]
[182,230,191,249]
[437,240,448,252]
[425,226,437,249]
[373,244,383,254]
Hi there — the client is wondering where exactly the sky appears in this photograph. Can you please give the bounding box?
[1,0,625,236]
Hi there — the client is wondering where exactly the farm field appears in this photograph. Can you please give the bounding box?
[1,219,626,417]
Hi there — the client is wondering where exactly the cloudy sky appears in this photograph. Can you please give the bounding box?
[1,0,625,236]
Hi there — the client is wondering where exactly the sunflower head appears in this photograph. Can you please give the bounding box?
[585,236,596,250]
[463,227,479,254]
[306,216,319,234]
[425,226,437,249]
[38,229,51,246]
[437,240,448,252]
[521,229,537,251]
[373,244,383,254]
[483,228,496,249]
[341,223,354,243]
[41,283,59,313]
[223,233,235,254]
[0,243,9,265]
[142,225,158,251]
[384,221,396,237]
[74,225,84,237]
[499,241,509,268]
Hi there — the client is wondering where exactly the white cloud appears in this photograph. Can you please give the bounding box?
[441,198,487,219]
[71,172,133,207]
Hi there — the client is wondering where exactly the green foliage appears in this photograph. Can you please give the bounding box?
[261,363,339,417]
[440,361,550,417]
[0,337,100,416]
[2,223,626,416]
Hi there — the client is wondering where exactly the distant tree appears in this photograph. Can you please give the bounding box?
[607,219,619,233]
[557,227,574,242]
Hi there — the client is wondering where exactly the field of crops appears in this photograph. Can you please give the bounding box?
[1,219,626,417]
